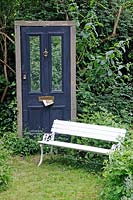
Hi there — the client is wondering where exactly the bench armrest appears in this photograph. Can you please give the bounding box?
[42,133,55,142]
[111,142,121,151]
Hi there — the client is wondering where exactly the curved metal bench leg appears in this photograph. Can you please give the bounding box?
[50,146,54,159]
[50,146,53,154]
[38,144,44,167]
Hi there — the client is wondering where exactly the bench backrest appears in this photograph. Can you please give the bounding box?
[51,120,126,142]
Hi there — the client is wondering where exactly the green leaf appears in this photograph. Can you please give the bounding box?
[118,65,124,70]
[108,69,113,76]
[118,70,123,76]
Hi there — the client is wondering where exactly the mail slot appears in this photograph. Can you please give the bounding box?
[38,96,54,102]
[38,96,54,106]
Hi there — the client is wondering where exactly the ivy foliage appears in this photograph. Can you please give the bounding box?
[101,135,133,200]
[0,141,12,192]
[2,132,41,156]
[0,0,132,133]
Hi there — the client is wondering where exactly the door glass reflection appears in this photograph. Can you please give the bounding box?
[51,36,62,91]
[30,36,40,92]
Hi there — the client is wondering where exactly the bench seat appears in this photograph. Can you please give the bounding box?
[38,119,126,166]
[38,140,111,154]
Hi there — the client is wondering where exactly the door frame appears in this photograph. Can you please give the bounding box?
[15,21,76,136]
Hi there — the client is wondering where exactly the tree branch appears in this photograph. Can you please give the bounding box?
[1,86,8,103]
[1,35,8,102]
[0,30,15,102]
[112,6,122,35]
[0,59,15,73]
[4,36,8,81]
[0,31,14,44]
[101,6,122,42]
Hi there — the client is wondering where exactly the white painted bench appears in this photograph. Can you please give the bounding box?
[38,119,126,166]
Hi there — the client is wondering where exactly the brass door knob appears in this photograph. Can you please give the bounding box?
[43,48,48,57]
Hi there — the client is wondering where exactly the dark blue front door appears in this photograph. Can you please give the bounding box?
[21,26,71,133]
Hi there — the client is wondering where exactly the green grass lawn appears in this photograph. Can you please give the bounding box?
[0,155,104,200]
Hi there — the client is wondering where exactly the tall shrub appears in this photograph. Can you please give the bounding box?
[101,135,133,200]
[2,132,41,156]
[0,0,132,133]
[0,141,12,191]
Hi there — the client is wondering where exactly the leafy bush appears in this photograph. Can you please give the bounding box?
[101,134,133,200]
[0,141,12,191]
[0,97,17,136]
[78,108,126,127]
[0,0,132,135]
[69,110,127,164]
[77,39,133,128]
[2,132,41,156]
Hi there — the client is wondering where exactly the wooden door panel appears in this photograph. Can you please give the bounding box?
[21,26,71,133]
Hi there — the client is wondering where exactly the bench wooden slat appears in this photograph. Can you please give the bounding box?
[38,140,111,154]
[51,120,126,142]
[51,127,119,142]
[52,124,126,137]
[53,120,126,134]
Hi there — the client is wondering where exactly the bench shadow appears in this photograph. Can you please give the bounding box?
[41,152,107,173]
